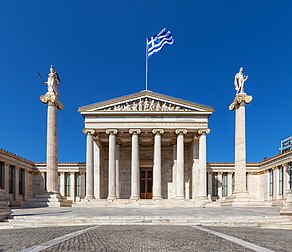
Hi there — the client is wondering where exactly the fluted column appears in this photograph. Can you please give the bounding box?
[46,102,58,193]
[94,139,101,199]
[70,172,75,201]
[227,172,233,196]
[152,129,164,200]
[192,139,199,199]
[197,129,210,198]
[80,172,86,199]
[116,144,120,199]
[172,145,177,199]
[175,129,187,199]
[106,129,118,200]
[84,129,95,200]
[60,172,65,196]
[218,172,223,199]
[207,172,212,197]
[129,129,141,200]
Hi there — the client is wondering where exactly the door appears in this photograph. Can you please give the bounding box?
[140,167,153,199]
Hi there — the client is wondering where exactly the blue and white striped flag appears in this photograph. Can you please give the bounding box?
[147,28,174,57]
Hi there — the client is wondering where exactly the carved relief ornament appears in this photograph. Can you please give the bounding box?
[103,98,191,112]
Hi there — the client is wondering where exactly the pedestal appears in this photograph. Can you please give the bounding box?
[0,189,11,221]
[280,190,292,215]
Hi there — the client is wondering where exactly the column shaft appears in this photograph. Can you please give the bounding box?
[46,103,58,193]
[85,131,94,199]
[107,130,117,200]
[207,172,212,197]
[94,140,101,199]
[70,172,75,201]
[80,172,86,199]
[130,129,140,200]
[153,130,163,200]
[116,144,120,199]
[14,167,20,202]
[176,130,186,199]
[227,173,233,196]
[218,173,223,199]
[198,130,209,198]
[60,172,65,196]
[192,140,199,199]
[234,102,247,193]
[172,145,177,199]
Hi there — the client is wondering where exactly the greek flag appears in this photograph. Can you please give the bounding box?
[147,28,174,57]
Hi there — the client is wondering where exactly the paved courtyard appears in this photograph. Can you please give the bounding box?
[0,207,291,251]
[0,225,291,251]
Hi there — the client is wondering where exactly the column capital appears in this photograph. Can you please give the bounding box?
[175,129,187,135]
[152,129,164,135]
[82,129,96,135]
[198,128,210,135]
[106,129,118,135]
[129,129,141,135]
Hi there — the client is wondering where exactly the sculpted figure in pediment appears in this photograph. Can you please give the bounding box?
[143,98,150,110]
[156,102,161,111]
[139,99,143,111]
[149,99,155,111]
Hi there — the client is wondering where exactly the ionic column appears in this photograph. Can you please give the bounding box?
[192,139,199,199]
[4,163,9,195]
[70,172,75,201]
[60,172,65,196]
[197,129,210,198]
[227,172,233,196]
[175,129,187,199]
[94,139,101,199]
[273,167,279,200]
[106,129,118,200]
[207,172,212,197]
[80,172,86,199]
[152,129,164,200]
[14,167,20,202]
[116,144,120,199]
[172,145,177,199]
[40,66,63,193]
[84,129,95,200]
[218,172,223,199]
[283,163,289,198]
[129,129,141,200]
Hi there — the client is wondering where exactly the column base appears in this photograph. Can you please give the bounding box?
[130,195,139,200]
[84,195,95,201]
[176,196,185,200]
[152,196,162,200]
[107,196,117,200]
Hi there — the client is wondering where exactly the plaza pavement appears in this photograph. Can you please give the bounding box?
[0,207,291,251]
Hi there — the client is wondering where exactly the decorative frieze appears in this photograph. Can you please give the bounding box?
[103,98,191,112]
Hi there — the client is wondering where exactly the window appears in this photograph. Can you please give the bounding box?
[279,166,283,195]
[19,168,25,195]
[212,173,218,196]
[57,172,61,192]
[222,173,228,197]
[269,169,273,197]
[232,173,235,192]
[9,165,15,194]
[44,172,47,191]
[65,172,70,196]
[246,172,249,192]
[0,161,4,189]
[75,172,81,197]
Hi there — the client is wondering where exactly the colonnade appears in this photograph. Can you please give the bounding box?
[83,128,209,200]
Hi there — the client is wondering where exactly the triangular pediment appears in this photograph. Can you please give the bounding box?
[78,90,214,113]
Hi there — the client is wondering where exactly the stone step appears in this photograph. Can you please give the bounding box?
[5,215,292,229]
[25,193,73,208]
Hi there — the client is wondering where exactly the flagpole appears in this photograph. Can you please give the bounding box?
[145,38,148,91]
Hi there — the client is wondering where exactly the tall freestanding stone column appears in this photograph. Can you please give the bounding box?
[152,129,164,200]
[40,66,63,193]
[106,129,118,200]
[129,129,141,200]
[175,129,187,199]
[229,67,252,195]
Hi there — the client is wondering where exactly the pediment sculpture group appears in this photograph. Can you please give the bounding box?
[104,98,191,112]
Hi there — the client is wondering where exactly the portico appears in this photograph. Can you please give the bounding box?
[78,90,213,201]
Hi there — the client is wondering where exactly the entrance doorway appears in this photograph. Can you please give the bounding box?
[140,167,153,199]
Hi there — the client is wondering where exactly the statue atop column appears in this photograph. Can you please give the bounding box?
[229,67,252,111]
[234,67,248,94]
[40,65,63,110]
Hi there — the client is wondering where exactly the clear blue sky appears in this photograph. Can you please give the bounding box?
[1,1,292,163]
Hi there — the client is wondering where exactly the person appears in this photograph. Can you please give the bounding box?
[234,67,248,94]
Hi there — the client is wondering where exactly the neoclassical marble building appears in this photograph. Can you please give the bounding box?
[0,90,292,208]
